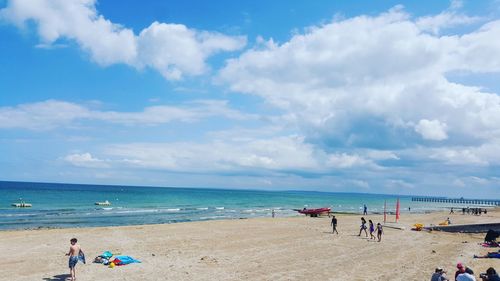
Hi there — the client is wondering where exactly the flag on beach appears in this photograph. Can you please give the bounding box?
[396,198,400,222]
[384,200,387,223]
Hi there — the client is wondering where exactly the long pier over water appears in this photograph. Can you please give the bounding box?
[411,197,500,206]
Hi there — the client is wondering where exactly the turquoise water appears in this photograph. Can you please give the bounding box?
[0,181,443,230]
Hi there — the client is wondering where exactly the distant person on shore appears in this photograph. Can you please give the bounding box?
[450,207,454,214]
[462,208,466,215]
[376,223,383,242]
[272,209,275,218]
[358,217,368,237]
[455,263,475,281]
[369,220,375,239]
[363,204,368,215]
[446,217,452,225]
[480,267,500,281]
[331,215,338,234]
[431,267,450,281]
[66,238,85,281]
[408,206,411,212]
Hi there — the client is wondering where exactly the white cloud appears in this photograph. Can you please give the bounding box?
[0,99,253,130]
[0,0,246,79]
[414,119,448,140]
[101,136,375,174]
[218,6,500,157]
[64,152,109,168]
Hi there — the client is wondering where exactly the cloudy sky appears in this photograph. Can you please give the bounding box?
[1,0,500,197]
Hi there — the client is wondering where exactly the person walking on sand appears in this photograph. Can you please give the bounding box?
[358,217,368,237]
[369,220,376,239]
[66,238,85,281]
[272,209,275,218]
[331,215,338,234]
[376,223,383,242]
[363,204,368,215]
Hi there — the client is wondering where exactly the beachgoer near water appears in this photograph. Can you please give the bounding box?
[408,206,411,212]
[431,267,450,281]
[369,220,375,239]
[455,263,475,281]
[480,267,500,281]
[272,209,275,218]
[358,217,368,237]
[363,204,367,215]
[450,207,454,214]
[331,216,338,234]
[66,238,84,281]
[376,223,383,242]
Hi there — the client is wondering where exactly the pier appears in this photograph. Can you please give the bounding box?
[411,197,500,206]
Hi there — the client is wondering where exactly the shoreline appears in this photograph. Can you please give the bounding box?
[1,209,498,280]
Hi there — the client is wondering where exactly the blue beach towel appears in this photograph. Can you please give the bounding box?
[113,255,141,265]
[100,251,113,259]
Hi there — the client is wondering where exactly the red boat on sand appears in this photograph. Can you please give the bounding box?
[295,207,331,217]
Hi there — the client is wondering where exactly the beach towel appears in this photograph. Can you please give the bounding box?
[78,250,86,264]
[481,242,499,248]
[113,255,141,266]
[100,251,113,259]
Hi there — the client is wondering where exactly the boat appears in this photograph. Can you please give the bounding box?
[295,207,331,217]
[95,200,111,206]
[12,201,32,208]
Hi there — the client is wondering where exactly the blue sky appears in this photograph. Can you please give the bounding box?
[1,0,500,198]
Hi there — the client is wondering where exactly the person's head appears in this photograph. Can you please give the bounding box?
[435,267,444,273]
[332,215,335,218]
[70,238,77,245]
[486,267,497,275]
[457,263,465,273]
[369,220,373,224]
[377,223,381,226]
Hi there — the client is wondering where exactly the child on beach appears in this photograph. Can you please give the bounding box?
[66,238,85,281]
[376,223,383,242]
[369,220,375,239]
[358,217,368,237]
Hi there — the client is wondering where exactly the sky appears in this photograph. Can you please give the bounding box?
[1,0,500,198]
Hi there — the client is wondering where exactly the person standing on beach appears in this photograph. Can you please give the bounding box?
[450,207,454,214]
[376,223,383,242]
[363,204,368,215]
[272,209,275,218]
[368,220,376,239]
[358,217,368,237]
[66,238,84,281]
[331,215,338,234]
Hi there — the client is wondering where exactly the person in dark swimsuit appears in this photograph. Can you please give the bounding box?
[358,217,368,237]
[331,216,338,234]
[369,220,375,239]
[376,223,383,242]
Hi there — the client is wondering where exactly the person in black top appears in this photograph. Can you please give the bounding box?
[331,216,338,234]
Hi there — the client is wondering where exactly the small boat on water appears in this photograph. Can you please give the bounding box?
[95,200,111,206]
[12,201,32,208]
[294,207,331,217]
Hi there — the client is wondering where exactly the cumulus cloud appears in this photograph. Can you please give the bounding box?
[414,119,448,141]
[0,0,246,79]
[0,99,253,130]
[217,5,500,156]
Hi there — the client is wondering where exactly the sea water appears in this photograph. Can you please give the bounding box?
[0,181,449,230]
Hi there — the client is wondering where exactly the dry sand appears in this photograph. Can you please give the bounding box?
[1,209,498,281]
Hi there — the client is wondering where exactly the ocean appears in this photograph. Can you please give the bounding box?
[0,181,449,230]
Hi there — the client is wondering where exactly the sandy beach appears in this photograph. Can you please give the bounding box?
[1,209,498,281]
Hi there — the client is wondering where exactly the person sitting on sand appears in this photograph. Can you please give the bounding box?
[358,217,368,237]
[66,238,84,281]
[455,263,475,281]
[480,267,500,281]
[331,215,338,235]
[376,222,383,242]
[431,267,450,281]
[369,220,375,239]
[446,217,452,225]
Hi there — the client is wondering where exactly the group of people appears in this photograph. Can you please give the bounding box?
[358,217,383,242]
[329,216,383,242]
[461,207,488,216]
[431,263,500,281]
